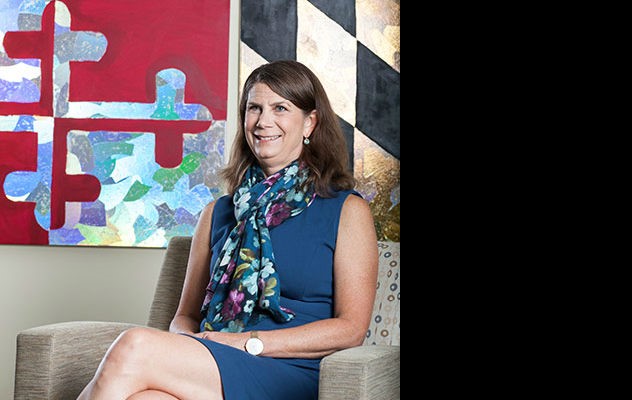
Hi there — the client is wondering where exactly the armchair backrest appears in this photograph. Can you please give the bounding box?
[147,236,401,348]
[147,235,191,330]
[364,241,400,346]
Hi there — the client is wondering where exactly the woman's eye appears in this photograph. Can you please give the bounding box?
[247,105,260,112]
[275,105,287,112]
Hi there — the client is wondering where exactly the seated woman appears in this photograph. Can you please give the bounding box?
[77,59,378,400]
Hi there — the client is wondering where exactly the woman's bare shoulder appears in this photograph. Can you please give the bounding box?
[341,192,372,217]
[339,192,377,242]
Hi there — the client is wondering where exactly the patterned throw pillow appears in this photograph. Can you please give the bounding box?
[364,241,400,346]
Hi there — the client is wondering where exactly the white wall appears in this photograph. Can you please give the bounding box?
[0,2,240,398]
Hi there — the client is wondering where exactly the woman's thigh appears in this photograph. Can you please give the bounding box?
[105,327,223,399]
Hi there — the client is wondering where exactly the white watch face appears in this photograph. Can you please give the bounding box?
[246,337,264,355]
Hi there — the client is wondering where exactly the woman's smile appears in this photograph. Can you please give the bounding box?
[253,133,282,142]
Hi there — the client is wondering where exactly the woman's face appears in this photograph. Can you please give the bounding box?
[244,82,315,176]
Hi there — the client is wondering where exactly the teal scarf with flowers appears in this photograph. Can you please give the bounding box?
[200,161,315,332]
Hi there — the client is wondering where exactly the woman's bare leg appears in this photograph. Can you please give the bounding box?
[76,327,223,400]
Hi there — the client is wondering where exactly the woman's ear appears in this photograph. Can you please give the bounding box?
[304,110,318,137]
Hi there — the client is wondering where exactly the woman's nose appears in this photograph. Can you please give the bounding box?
[256,109,273,128]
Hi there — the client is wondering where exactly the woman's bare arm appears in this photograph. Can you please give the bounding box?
[169,201,216,334]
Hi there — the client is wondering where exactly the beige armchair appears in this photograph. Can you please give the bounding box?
[14,236,400,400]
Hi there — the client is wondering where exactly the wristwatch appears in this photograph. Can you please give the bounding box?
[245,331,264,356]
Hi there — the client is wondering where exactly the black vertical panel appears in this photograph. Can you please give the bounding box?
[355,43,400,159]
[240,0,297,62]
[307,0,356,36]
[338,116,354,170]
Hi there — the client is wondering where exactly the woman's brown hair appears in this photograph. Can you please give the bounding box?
[220,60,356,197]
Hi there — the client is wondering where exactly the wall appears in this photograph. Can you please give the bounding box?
[0,1,240,398]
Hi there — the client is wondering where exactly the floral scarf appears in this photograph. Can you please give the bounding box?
[200,161,315,332]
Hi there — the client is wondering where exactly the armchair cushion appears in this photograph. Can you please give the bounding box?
[365,241,400,346]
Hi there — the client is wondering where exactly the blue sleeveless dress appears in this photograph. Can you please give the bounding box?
[185,189,359,399]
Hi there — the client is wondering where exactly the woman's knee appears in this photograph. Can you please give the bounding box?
[127,390,179,400]
[102,327,157,373]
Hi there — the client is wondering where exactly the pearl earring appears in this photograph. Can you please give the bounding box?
[303,137,310,145]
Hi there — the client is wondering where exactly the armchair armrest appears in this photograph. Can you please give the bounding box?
[14,321,139,400]
[318,344,400,400]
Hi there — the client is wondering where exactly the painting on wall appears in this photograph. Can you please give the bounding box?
[0,0,230,247]
[239,0,400,242]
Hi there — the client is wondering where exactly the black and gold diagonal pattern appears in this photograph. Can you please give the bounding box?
[240,0,400,241]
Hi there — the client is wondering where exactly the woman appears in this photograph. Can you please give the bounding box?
[77,60,378,399]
